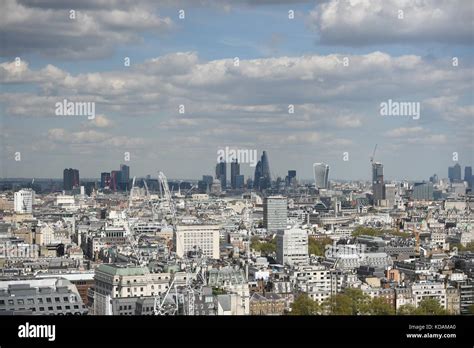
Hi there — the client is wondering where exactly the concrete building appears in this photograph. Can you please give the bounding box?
[94,264,170,303]
[0,278,87,315]
[276,228,308,266]
[411,282,447,309]
[14,189,34,214]
[263,196,287,232]
[175,224,220,259]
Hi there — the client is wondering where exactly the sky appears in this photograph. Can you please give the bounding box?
[0,0,473,181]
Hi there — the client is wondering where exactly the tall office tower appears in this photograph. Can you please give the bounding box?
[371,162,385,203]
[276,228,309,266]
[110,170,122,191]
[429,174,439,184]
[100,172,111,189]
[412,182,434,201]
[286,170,296,186]
[175,224,220,259]
[63,168,80,190]
[384,183,397,207]
[313,163,329,189]
[253,151,271,191]
[263,196,287,232]
[230,158,240,189]
[215,157,227,189]
[448,163,462,183]
[120,164,130,191]
[14,188,34,214]
[235,175,245,189]
[464,166,472,187]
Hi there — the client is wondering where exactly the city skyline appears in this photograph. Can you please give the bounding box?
[1,0,473,180]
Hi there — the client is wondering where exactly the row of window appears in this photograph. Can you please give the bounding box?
[0,296,76,306]
[0,304,82,311]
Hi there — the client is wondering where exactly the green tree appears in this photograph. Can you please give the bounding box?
[322,289,371,315]
[308,237,332,256]
[290,294,319,315]
[397,304,417,315]
[368,297,395,315]
[467,304,474,314]
[415,298,448,315]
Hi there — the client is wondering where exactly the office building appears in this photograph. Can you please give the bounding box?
[230,159,240,189]
[372,162,385,203]
[465,166,473,188]
[120,164,130,191]
[286,170,296,187]
[448,163,462,183]
[313,163,329,189]
[235,175,245,189]
[412,182,434,200]
[254,151,271,191]
[216,158,227,190]
[14,188,34,214]
[175,224,220,259]
[276,228,309,266]
[63,168,79,190]
[0,278,88,315]
[263,196,287,232]
[100,172,111,189]
[110,170,122,192]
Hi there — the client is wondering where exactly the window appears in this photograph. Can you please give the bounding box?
[56,306,62,310]
[0,300,4,305]
[48,306,53,311]
[38,298,43,304]
[55,297,60,302]
[39,307,45,311]
[65,305,70,310]
[73,305,79,309]
[63,297,69,302]
[27,299,34,305]
[17,299,24,305]
[8,299,14,305]
[46,298,52,303]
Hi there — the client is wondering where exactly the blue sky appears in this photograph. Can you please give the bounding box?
[1,0,473,181]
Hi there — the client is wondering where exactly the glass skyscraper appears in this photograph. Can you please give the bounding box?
[313,163,329,189]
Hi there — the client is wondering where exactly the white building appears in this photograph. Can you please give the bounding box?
[14,189,34,214]
[175,224,220,259]
[276,228,308,266]
[94,264,170,300]
[411,282,447,309]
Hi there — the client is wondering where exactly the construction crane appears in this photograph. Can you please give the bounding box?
[128,176,136,209]
[370,144,378,164]
[158,171,176,224]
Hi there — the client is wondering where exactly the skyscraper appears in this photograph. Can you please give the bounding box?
[253,151,271,191]
[286,170,296,186]
[215,157,226,189]
[110,170,122,192]
[120,164,130,191]
[230,158,240,189]
[63,168,79,190]
[448,163,462,183]
[263,196,287,232]
[100,172,111,189]
[464,166,472,182]
[371,162,385,203]
[313,163,329,189]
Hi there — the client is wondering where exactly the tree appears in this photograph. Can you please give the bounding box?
[308,237,332,257]
[290,294,319,315]
[322,289,371,315]
[415,298,448,315]
[398,304,417,315]
[467,304,474,314]
[398,299,447,315]
[368,297,395,315]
